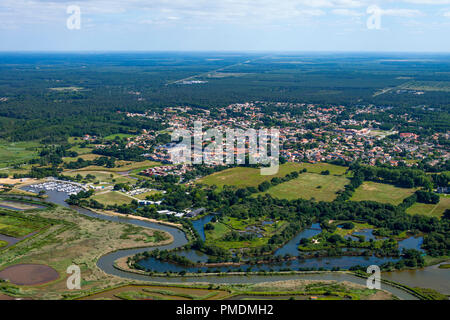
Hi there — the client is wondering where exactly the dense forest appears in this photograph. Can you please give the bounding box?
[0,52,449,142]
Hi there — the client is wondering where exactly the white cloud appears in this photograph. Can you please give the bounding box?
[0,0,446,30]
[332,8,364,16]
[402,0,450,4]
[381,8,423,17]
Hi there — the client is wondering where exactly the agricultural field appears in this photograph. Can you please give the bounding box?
[78,160,160,173]
[68,146,95,155]
[258,173,349,202]
[290,163,348,176]
[351,182,416,206]
[62,153,102,163]
[91,191,134,206]
[67,139,95,155]
[0,141,41,167]
[197,162,348,189]
[65,170,134,185]
[0,164,34,177]
[406,196,450,218]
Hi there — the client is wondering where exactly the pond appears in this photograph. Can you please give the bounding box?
[398,236,424,252]
[191,215,215,241]
[275,223,322,257]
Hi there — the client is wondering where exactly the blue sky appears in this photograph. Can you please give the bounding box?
[1,0,450,52]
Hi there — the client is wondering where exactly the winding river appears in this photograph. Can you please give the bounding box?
[17,187,450,299]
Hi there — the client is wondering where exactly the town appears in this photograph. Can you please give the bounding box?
[107,102,448,173]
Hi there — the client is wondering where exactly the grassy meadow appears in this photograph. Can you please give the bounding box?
[91,191,134,206]
[259,173,349,202]
[77,160,160,173]
[407,195,450,218]
[0,140,41,167]
[351,181,416,206]
[65,170,134,185]
[197,162,348,190]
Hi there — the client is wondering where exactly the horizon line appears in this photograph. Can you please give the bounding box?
[1,50,450,55]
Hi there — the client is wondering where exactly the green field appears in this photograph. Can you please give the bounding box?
[289,163,348,175]
[78,160,160,173]
[134,190,162,200]
[104,133,137,140]
[0,210,47,238]
[68,145,94,155]
[65,170,134,185]
[62,153,102,163]
[205,222,230,242]
[351,181,416,205]
[91,191,134,206]
[0,140,40,167]
[258,173,349,202]
[197,162,348,189]
[406,196,450,218]
[0,164,33,177]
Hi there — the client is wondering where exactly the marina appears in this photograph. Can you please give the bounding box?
[26,180,85,195]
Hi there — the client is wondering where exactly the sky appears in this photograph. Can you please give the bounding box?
[1,0,450,52]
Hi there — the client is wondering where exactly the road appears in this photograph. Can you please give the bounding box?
[165,55,272,86]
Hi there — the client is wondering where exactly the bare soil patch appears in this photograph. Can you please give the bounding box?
[0,264,59,285]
